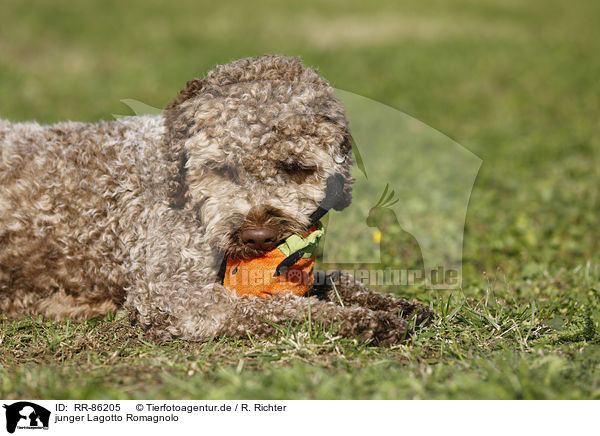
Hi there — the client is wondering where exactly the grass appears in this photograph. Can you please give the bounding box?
[1,0,600,399]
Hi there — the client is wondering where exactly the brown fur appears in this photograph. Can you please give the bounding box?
[0,55,431,344]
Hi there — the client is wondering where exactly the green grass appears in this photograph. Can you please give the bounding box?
[1,0,600,399]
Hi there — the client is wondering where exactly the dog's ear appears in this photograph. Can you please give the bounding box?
[162,78,209,208]
[165,78,206,111]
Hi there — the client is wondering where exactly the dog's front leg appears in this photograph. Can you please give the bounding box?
[310,271,433,326]
[130,279,411,345]
[210,285,412,345]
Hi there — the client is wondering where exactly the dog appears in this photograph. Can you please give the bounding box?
[0,55,431,344]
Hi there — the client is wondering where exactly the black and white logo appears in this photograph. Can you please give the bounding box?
[2,402,50,433]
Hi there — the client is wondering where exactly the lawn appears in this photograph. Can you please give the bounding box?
[1,0,599,399]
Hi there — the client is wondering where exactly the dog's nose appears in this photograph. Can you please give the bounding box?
[240,227,278,250]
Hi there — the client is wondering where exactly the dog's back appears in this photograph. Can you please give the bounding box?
[0,116,161,319]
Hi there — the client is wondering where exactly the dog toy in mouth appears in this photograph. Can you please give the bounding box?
[223,222,324,298]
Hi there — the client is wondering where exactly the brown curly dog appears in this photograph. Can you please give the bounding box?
[0,55,431,344]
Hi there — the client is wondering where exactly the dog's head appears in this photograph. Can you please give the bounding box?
[163,55,354,259]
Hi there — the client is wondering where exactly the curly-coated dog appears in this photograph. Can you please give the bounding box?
[0,55,431,344]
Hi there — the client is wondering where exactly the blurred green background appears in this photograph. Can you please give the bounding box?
[1,0,599,399]
[1,0,598,276]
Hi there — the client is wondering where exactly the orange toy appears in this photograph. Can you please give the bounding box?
[223,223,324,298]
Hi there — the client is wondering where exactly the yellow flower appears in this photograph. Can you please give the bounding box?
[373,230,382,243]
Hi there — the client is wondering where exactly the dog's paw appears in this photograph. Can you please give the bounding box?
[369,311,411,346]
[341,309,410,346]
[410,303,434,326]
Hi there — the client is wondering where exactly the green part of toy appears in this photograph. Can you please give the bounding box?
[277,221,324,258]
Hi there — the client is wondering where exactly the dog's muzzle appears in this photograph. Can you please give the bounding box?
[217,173,347,284]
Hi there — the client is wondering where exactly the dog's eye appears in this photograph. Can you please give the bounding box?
[334,154,346,164]
[277,161,317,182]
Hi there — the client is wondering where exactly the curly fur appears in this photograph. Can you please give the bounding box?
[0,55,431,344]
